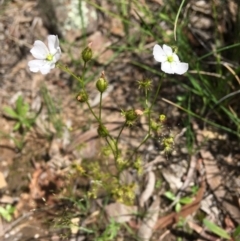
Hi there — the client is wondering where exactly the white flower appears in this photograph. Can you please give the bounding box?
[153,44,188,75]
[28,35,61,75]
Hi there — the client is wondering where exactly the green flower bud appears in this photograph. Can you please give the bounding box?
[123,109,138,126]
[76,90,88,103]
[150,119,159,131]
[125,110,138,122]
[159,114,166,123]
[82,46,92,63]
[96,77,108,93]
[97,124,109,137]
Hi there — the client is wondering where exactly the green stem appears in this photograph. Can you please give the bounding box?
[145,88,149,108]
[105,136,117,159]
[86,100,120,159]
[128,75,164,161]
[147,77,163,134]
[128,133,150,162]
[149,77,163,114]
[57,63,84,88]
[86,101,101,124]
[116,121,126,144]
[99,92,103,120]
[113,121,127,160]
[82,62,87,88]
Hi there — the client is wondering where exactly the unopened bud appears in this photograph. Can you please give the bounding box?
[76,90,88,103]
[82,43,92,63]
[150,119,159,131]
[96,77,108,93]
[123,109,138,126]
[97,124,109,137]
[126,110,138,121]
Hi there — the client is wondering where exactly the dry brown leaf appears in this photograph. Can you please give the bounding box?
[200,194,219,217]
[0,195,14,204]
[88,31,114,64]
[139,171,155,207]
[161,168,184,191]
[144,156,165,170]
[179,155,197,192]
[105,202,137,223]
[201,150,240,224]
[200,150,225,197]
[0,172,7,189]
[137,198,160,241]
[120,170,134,185]
[224,215,235,230]
[110,18,124,37]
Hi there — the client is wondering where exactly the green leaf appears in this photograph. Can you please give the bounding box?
[12,138,24,150]
[203,219,231,240]
[191,185,199,195]
[3,106,19,119]
[16,96,29,117]
[233,225,240,238]
[175,202,181,213]
[18,104,29,117]
[78,227,94,233]
[6,204,15,214]
[13,122,21,131]
[16,96,23,111]
[179,196,193,204]
[21,119,32,128]
[5,214,12,222]
[0,205,14,222]
[0,206,6,215]
[164,191,175,201]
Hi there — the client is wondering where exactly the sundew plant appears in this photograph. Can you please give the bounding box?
[28,35,188,205]
[1,0,240,239]
[26,14,240,237]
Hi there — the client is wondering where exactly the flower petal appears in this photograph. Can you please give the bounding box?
[153,44,167,62]
[162,44,173,56]
[28,59,45,72]
[47,35,60,55]
[30,40,49,59]
[39,64,53,75]
[161,62,174,74]
[172,53,180,62]
[172,62,189,75]
[53,49,61,62]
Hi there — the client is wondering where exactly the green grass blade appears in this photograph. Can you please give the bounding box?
[203,219,231,240]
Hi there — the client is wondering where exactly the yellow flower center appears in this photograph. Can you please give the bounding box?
[167,55,174,63]
[46,54,53,61]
